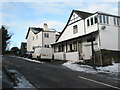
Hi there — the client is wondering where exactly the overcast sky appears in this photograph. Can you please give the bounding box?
[1,0,119,49]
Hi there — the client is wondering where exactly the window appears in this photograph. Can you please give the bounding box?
[73,25,78,34]
[58,46,61,52]
[72,43,77,51]
[99,15,109,24]
[117,18,120,26]
[87,19,90,26]
[58,45,64,52]
[36,35,38,40]
[44,45,46,48]
[103,15,106,23]
[113,17,120,26]
[94,16,98,24]
[46,33,49,37]
[33,36,34,40]
[69,44,72,52]
[44,33,49,38]
[44,45,49,48]
[106,16,109,24]
[47,45,49,48]
[91,17,93,25]
[99,15,102,23]
[114,18,116,25]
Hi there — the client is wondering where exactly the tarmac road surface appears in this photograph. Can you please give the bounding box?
[2,56,120,89]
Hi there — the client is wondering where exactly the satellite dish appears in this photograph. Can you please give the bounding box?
[101,26,106,30]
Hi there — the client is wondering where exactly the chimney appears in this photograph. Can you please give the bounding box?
[43,23,48,31]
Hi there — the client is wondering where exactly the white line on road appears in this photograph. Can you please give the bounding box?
[78,76,120,89]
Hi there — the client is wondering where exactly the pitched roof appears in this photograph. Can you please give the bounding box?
[56,10,93,42]
[26,27,43,39]
[74,10,93,19]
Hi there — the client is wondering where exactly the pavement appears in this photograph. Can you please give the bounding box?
[2,55,120,89]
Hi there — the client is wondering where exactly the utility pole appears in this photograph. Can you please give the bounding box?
[91,34,96,70]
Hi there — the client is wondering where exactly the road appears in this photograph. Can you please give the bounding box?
[2,56,120,89]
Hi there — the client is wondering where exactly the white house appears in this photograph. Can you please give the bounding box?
[26,23,60,52]
[52,10,120,66]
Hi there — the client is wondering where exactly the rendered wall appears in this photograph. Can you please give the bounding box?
[66,52,79,61]
[54,52,65,60]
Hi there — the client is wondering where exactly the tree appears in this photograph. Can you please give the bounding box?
[10,47,20,56]
[1,25,12,54]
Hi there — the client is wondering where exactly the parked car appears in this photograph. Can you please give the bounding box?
[26,51,34,59]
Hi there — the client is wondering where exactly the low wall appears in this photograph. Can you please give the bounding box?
[66,52,79,61]
[101,49,120,65]
[54,52,65,60]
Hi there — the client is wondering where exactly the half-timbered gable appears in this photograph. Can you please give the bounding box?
[57,10,92,43]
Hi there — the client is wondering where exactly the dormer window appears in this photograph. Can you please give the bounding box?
[87,19,90,26]
[99,15,102,23]
[90,17,93,25]
[99,15,109,24]
[87,15,98,27]
[106,16,109,24]
[114,17,120,26]
[94,16,98,24]
[117,18,120,26]
[103,15,106,23]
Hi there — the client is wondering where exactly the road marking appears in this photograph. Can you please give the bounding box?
[78,76,120,89]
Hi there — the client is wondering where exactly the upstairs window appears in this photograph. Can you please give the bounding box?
[87,16,98,27]
[44,45,49,48]
[94,16,98,24]
[99,15,102,23]
[99,15,109,24]
[73,25,78,34]
[44,33,49,38]
[33,36,34,40]
[87,19,90,26]
[90,17,93,25]
[103,15,106,23]
[114,17,120,26]
[117,18,120,26]
[36,35,38,40]
[106,16,109,24]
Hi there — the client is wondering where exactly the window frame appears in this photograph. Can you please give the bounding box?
[87,19,90,26]
[103,15,106,23]
[94,16,98,24]
[90,17,94,25]
[44,33,49,38]
[99,15,102,23]
[73,25,78,34]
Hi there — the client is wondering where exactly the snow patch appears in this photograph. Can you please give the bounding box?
[63,61,120,74]
[97,62,120,73]
[14,76,35,88]
[23,58,44,64]
[12,70,36,88]
[63,61,97,74]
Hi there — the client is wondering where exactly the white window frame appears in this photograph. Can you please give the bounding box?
[73,25,78,34]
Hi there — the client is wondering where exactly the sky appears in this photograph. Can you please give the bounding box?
[1,0,119,49]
